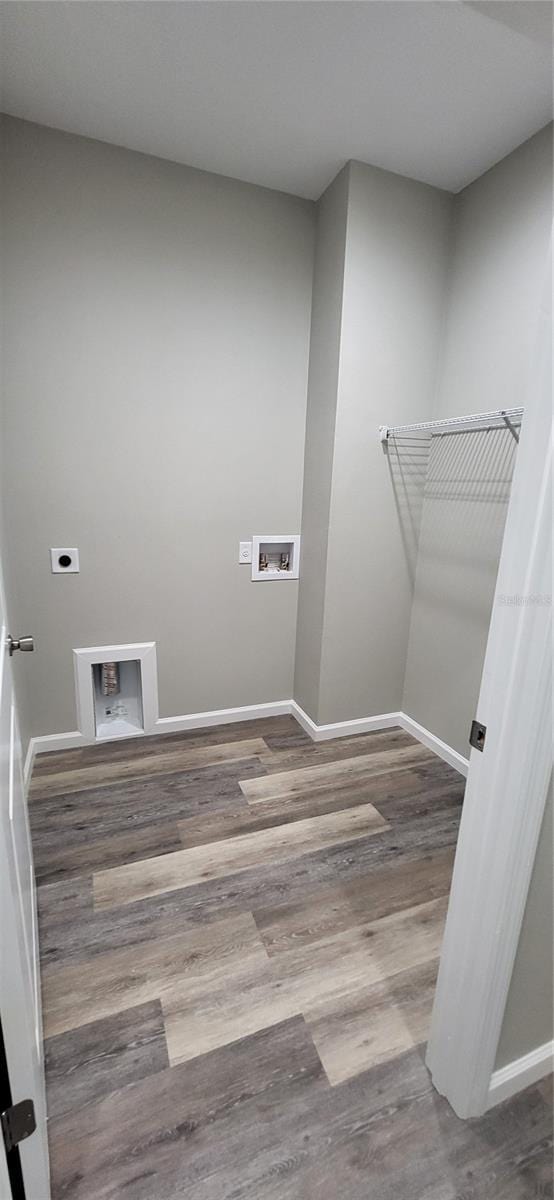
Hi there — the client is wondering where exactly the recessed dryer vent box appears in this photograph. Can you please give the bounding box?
[252,535,300,581]
[73,642,159,742]
[92,659,143,740]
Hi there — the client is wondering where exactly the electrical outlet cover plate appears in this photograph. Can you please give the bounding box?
[51,548,80,573]
[239,541,252,564]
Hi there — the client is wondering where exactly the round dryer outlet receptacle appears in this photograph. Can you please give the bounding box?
[50,548,80,574]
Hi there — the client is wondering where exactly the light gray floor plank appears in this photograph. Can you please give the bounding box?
[93,802,388,908]
[240,742,431,803]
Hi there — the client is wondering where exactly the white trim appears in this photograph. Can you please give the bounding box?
[426,275,552,1119]
[290,702,468,775]
[23,738,37,792]
[28,702,293,755]
[153,700,291,735]
[73,642,159,741]
[399,714,469,777]
[487,1042,553,1109]
[27,699,469,777]
[290,700,403,743]
[27,731,87,758]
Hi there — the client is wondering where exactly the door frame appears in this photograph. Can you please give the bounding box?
[0,563,50,1195]
[426,275,552,1117]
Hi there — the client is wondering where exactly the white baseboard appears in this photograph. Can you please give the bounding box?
[27,700,468,781]
[27,730,87,761]
[290,701,402,742]
[28,702,292,760]
[398,713,469,777]
[487,1041,553,1109]
[153,700,291,735]
[23,739,37,793]
[290,702,468,776]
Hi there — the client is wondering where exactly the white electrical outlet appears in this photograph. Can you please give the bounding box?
[50,548,80,573]
[239,541,252,564]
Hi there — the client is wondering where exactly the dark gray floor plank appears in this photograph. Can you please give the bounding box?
[50,1036,552,1200]
[29,758,266,842]
[34,820,183,885]
[254,845,456,954]
[375,778,464,824]
[44,1000,169,1120]
[48,1016,326,1200]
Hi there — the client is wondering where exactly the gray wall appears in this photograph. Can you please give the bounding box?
[0,116,315,743]
[399,125,553,1069]
[2,113,550,1076]
[295,160,453,724]
[293,166,349,719]
[401,425,517,757]
[496,784,553,1068]
[0,417,31,749]
[402,125,553,756]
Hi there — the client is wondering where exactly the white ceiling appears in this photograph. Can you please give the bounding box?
[1,1,552,199]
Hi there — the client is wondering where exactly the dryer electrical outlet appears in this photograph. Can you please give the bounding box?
[50,548,80,573]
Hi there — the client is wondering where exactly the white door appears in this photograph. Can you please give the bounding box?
[0,573,50,1198]
[426,263,552,1117]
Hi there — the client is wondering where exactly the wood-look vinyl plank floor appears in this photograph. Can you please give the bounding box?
[176,766,444,847]
[44,1000,169,1119]
[37,808,461,971]
[93,802,388,908]
[240,742,432,803]
[29,715,552,1200]
[162,896,447,1072]
[42,912,264,1037]
[30,757,266,845]
[30,737,268,799]
[33,819,183,885]
[46,1026,553,1200]
[47,1016,328,1200]
[254,845,456,954]
[256,726,417,770]
[273,895,448,1015]
[32,716,303,778]
[306,957,439,1085]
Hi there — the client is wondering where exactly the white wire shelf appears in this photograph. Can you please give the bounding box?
[379,407,524,444]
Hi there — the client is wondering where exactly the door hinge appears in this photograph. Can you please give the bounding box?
[1,1100,36,1153]
[469,719,487,752]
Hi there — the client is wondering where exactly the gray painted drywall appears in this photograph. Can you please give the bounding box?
[0,116,315,741]
[400,127,553,1071]
[314,161,453,724]
[496,783,553,1069]
[432,123,554,422]
[401,426,517,757]
[402,125,553,756]
[293,166,349,719]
